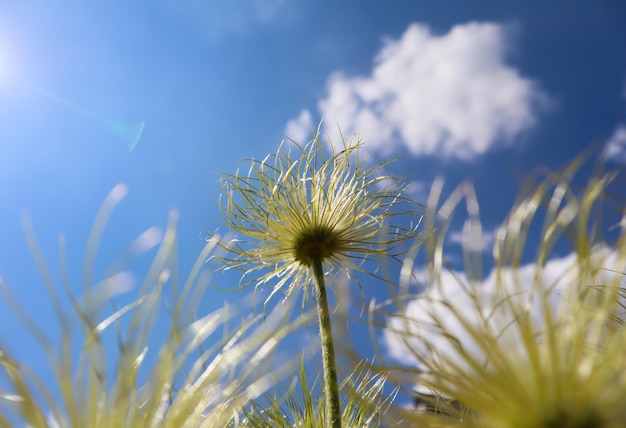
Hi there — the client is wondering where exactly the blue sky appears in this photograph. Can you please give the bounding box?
[1,0,626,411]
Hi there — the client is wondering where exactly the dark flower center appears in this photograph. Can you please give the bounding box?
[293,226,341,266]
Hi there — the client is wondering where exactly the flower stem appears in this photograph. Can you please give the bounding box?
[311,256,342,428]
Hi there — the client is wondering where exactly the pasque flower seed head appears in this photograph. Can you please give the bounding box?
[217,128,420,302]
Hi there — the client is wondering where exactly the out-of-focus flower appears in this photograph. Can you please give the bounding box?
[381,164,626,427]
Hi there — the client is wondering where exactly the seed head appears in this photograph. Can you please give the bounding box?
[217,129,420,302]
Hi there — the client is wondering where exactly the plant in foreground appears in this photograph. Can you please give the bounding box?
[378,161,626,427]
[241,359,395,427]
[0,184,309,427]
[217,128,418,427]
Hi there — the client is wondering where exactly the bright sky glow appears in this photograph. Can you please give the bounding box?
[0,39,10,82]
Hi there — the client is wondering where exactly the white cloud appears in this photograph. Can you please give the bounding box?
[284,109,314,144]
[383,245,624,367]
[317,22,548,160]
[602,124,626,164]
[156,0,288,40]
[448,226,495,252]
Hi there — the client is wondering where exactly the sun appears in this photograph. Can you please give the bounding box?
[0,35,16,84]
[0,30,30,88]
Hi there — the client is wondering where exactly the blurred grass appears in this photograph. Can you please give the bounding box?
[240,359,395,427]
[1,153,625,427]
[371,158,626,427]
[0,184,312,427]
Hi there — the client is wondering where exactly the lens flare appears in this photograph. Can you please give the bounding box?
[1,70,145,152]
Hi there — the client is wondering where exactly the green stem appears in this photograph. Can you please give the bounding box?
[311,256,342,428]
